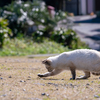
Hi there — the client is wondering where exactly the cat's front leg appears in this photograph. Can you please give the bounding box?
[70,67,76,80]
[38,69,62,77]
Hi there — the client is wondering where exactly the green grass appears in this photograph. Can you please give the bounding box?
[0,37,88,56]
[0,38,68,56]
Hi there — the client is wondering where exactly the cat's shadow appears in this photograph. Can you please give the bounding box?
[39,77,64,80]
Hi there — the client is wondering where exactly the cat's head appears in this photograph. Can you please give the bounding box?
[42,59,54,72]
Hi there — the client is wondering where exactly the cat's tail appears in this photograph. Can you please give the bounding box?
[92,72,100,76]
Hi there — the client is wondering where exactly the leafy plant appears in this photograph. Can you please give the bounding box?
[0,18,11,48]
[51,28,78,49]
[0,0,67,37]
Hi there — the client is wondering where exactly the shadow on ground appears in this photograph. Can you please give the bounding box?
[74,17,100,23]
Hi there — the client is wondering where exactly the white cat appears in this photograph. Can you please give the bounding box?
[38,49,100,80]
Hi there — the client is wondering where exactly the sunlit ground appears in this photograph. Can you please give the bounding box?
[0,57,100,100]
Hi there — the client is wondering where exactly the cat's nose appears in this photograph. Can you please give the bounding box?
[42,60,45,64]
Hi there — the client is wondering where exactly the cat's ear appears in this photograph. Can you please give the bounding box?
[42,59,51,65]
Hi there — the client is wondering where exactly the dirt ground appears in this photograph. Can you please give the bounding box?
[0,57,100,100]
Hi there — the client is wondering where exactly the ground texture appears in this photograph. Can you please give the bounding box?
[0,57,100,100]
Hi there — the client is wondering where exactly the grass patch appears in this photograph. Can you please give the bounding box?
[0,37,88,56]
[0,38,68,56]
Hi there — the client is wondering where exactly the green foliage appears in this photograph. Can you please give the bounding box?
[0,0,67,37]
[0,0,88,51]
[0,18,11,48]
[51,29,78,49]
[33,28,88,49]
[0,38,69,56]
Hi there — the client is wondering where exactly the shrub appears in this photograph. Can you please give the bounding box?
[32,28,88,49]
[0,18,11,48]
[0,0,67,37]
[51,28,78,49]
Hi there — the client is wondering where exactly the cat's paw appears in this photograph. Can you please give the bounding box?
[37,73,44,77]
[70,78,75,80]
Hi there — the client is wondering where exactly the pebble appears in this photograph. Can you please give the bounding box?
[91,81,94,83]
[41,93,46,96]
[41,93,49,97]
[0,77,3,79]
[94,95,99,98]
[48,82,52,85]
[90,87,93,91]
[56,88,58,90]
[20,80,25,82]
[23,89,26,91]
[47,82,58,87]
[9,76,12,78]
[28,76,31,78]
[86,83,90,85]
[46,94,49,97]
[69,83,73,86]
[2,94,7,97]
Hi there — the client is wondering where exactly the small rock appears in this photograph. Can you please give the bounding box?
[28,76,31,78]
[85,96,88,99]
[9,76,12,78]
[56,88,58,90]
[41,93,46,96]
[0,77,3,80]
[2,94,7,97]
[69,83,73,86]
[86,83,90,85]
[91,81,94,83]
[94,95,99,98]
[23,89,26,91]
[46,94,49,97]
[48,82,52,85]
[20,80,25,82]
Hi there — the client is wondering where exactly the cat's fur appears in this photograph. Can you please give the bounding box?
[38,49,100,80]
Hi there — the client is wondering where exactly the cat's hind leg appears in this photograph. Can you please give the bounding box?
[76,71,90,80]
[38,69,62,77]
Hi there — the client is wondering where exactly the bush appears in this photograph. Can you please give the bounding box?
[32,28,88,49]
[0,0,88,50]
[0,0,67,37]
[51,29,78,48]
[0,18,11,48]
